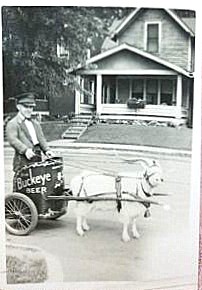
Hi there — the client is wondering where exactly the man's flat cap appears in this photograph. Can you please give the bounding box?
[15,92,36,106]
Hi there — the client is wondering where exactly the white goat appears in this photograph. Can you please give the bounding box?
[70,159,164,242]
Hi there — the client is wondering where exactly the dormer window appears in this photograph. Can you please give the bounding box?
[145,22,160,53]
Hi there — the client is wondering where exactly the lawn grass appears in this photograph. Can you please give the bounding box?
[40,121,192,151]
[6,245,48,284]
[76,123,193,150]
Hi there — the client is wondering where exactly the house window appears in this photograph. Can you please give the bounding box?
[146,23,159,53]
[146,79,158,104]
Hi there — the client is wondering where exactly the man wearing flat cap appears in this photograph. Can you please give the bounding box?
[6,92,55,187]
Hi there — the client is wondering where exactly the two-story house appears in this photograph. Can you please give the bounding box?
[72,8,195,125]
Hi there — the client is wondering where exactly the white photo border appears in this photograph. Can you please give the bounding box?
[0,1,201,289]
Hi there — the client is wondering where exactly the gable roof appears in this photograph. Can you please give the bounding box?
[76,43,193,77]
[110,8,195,38]
[181,17,195,33]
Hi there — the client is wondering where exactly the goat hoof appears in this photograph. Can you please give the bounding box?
[77,229,85,236]
[122,235,131,242]
[83,225,90,231]
[133,233,140,239]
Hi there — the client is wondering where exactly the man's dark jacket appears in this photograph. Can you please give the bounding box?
[6,113,50,172]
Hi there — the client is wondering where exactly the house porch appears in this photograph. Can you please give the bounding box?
[76,74,191,124]
[74,46,193,125]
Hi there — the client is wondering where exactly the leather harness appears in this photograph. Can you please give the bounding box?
[76,167,158,215]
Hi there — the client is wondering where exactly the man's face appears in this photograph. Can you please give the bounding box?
[17,103,35,119]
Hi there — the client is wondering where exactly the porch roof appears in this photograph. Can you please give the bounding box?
[74,43,193,78]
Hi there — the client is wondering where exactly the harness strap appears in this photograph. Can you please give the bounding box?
[115,176,122,212]
[141,181,151,197]
[77,176,96,203]
[144,171,157,188]
[77,177,86,197]
[122,188,151,210]
[140,178,152,217]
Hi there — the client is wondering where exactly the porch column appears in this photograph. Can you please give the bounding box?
[107,85,110,103]
[96,74,102,114]
[116,78,118,102]
[129,79,132,99]
[80,77,84,103]
[186,79,190,108]
[75,75,81,115]
[143,79,146,101]
[157,80,161,105]
[176,74,182,118]
[91,81,95,104]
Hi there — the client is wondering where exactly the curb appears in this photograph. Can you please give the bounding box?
[48,141,192,158]
[4,141,192,158]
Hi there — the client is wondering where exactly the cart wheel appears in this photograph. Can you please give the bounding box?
[5,193,38,236]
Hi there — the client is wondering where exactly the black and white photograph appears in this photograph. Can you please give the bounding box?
[1,3,201,290]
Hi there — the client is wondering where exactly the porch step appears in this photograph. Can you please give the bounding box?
[62,133,81,139]
[70,121,88,126]
[66,126,86,131]
[71,118,92,124]
[62,114,93,140]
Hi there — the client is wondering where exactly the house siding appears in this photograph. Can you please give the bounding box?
[118,9,190,71]
[95,50,169,71]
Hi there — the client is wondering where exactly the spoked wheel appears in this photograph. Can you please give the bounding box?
[5,193,38,236]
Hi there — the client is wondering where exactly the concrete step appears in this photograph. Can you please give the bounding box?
[65,130,83,135]
[62,127,86,139]
[66,127,85,132]
[71,119,91,124]
[62,114,92,140]
[70,121,87,126]
[62,133,79,139]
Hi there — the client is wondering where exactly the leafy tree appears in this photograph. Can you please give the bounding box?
[2,6,132,112]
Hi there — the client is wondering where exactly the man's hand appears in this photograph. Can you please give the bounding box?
[25,148,36,160]
[45,150,55,159]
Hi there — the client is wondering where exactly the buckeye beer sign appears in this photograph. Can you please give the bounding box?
[16,168,52,194]
[15,158,64,195]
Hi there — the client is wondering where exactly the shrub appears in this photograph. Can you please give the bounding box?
[127,98,146,109]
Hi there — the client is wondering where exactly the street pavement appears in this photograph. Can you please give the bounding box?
[3,141,200,290]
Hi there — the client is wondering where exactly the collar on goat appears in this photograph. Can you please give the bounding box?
[141,181,151,197]
[143,164,160,188]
